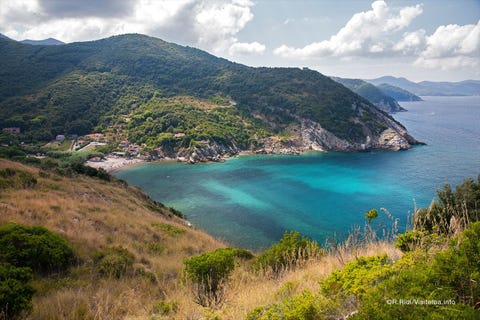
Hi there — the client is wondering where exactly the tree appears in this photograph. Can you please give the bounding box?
[365,209,378,225]
[184,248,237,307]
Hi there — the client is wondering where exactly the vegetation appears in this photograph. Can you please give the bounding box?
[184,248,253,307]
[253,231,324,276]
[0,157,478,319]
[332,77,404,113]
[376,83,423,102]
[0,34,407,151]
[0,263,35,319]
[93,246,135,279]
[0,223,73,275]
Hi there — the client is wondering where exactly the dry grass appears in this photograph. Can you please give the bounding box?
[0,159,402,319]
[0,159,223,319]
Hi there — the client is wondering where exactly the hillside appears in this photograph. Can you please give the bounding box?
[376,83,422,101]
[332,77,405,113]
[367,76,480,96]
[0,158,225,318]
[1,158,479,319]
[0,34,420,162]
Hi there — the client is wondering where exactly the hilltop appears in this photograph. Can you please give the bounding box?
[0,34,420,163]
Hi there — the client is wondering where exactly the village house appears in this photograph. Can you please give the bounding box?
[84,133,105,142]
[55,134,65,142]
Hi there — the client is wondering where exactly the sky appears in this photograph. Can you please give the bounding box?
[1,0,479,81]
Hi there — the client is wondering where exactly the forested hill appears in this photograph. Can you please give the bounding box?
[331,77,406,113]
[0,33,419,156]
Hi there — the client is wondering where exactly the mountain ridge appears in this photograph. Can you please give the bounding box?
[331,77,406,113]
[366,76,480,96]
[0,33,421,161]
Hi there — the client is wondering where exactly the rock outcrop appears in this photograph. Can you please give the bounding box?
[151,103,422,163]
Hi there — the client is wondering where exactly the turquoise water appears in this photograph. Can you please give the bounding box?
[117,96,480,250]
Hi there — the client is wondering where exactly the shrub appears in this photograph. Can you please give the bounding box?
[0,263,35,320]
[253,231,323,276]
[351,222,480,319]
[152,300,178,316]
[395,230,426,252]
[93,246,135,278]
[413,176,480,234]
[146,242,164,255]
[184,248,238,307]
[321,255,393,300]
[0,223,73,274]
[247,291,334,320]
[365,209,378,224]
[151,222,186,236]
[0,168,37,189]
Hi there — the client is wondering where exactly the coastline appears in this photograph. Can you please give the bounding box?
[84,150,271,173]
[85,156,147,173]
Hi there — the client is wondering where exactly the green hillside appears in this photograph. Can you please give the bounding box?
[332,77,406,112]
[0,34,419,157]
[376,83,423,101]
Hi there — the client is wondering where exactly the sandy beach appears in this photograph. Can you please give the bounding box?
[85,156,146,173]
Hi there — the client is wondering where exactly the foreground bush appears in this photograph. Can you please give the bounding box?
[184,248,251,307]
[0,263,35,319]
[247,291,335,320]
[321,223,480,319]
[413,176,480,234]
[253,231,324,276]
[93,246,135,278]
[0,223,73,275]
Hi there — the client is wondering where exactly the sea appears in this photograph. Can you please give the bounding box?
[116,96,480,250]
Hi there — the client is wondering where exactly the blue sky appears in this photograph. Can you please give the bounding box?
[1,0,479,81]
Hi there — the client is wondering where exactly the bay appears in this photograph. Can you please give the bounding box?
[116,96,480,250]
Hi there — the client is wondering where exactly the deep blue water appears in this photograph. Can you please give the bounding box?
[116,96,480,250]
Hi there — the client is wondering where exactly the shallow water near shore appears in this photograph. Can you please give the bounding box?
[117,96,480,250]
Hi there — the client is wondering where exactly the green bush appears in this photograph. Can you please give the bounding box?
[0,168,37,189]
[0,263,35,320]
[413,176,480,234]
[395,230,426,252]
[247,291,334,320]
[152,300,178,316]
[351,223,480,319]
[321,255,393,300]
[93,246,135,278]
[0,223,73,274]
[184,248,240,307]
[253,231,323,275]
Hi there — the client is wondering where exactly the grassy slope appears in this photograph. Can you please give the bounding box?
[0,158,400,319]
[0,159,224,318]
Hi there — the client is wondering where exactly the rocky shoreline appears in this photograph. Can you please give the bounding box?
[85,116,424,172]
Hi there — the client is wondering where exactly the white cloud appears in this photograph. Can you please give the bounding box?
[414,21,480,69]
[0,0,258,53]
[229,41,266,55]
[393,29,426,54]
[274,0,423,59]
[194,0,254,52]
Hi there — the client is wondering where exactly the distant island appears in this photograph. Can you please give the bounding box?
[366,76,480,96]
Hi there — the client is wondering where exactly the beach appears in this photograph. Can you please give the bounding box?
[85,156,146,173]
